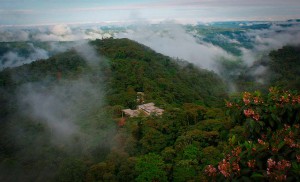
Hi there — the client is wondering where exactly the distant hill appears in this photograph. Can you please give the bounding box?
[268,45,300,90]
[0,38,227,108]
[0,38,228,181]
[217,45,300,92]
[92,38,227,107]
[1,38,300,182]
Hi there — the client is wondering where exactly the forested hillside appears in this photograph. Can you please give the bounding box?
[0,39,299,181]
[269,46,300,90]
[0,38,228,181]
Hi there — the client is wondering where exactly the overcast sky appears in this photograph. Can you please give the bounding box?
[1,0,300,26]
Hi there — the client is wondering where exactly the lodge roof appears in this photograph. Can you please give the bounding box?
[122,103,164,117]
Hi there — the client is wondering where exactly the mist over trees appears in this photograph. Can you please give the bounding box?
[0,21,300,181]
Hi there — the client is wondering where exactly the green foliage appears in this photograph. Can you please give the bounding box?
[0,38,229,181]
[116,157,137,182]
[57,158,87,182]
[85,162,117,182]
[269,46,300,90]
[93,38,227,107]
[200,146,223,166]
[161,147,176,162]
[173,160,197,182]
[135,153,168,182]
[140,127,168,154]
[2,39,300,181]
[182,144,199,160]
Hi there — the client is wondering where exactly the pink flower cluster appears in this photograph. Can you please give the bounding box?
[231,162,240,173]
[281,124,300,148]
[243,92,251,105]
[218,159,231,178]
[226,101,233,108]
[284,133,300,148]
[243,108,254,117]
[267,158,291,181]
[258,139,266,145]
[267,158,276,169]
[243,108,260,121]
[296,154,300,163]
[219,147,242,178]
[292,95,300,104]
[206,147,242,179]
[269,89,300,107]
[253,97,260,104]
[279,95,290,103]
[205,165,217,177]
[247,159,256,168]
[242,92,263,106]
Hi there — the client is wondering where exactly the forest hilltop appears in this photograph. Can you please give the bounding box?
[0,38,300,181]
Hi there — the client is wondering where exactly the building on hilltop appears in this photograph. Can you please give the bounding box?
[122,109,140,118]
[137,103,164,116]
[122,102,164,118]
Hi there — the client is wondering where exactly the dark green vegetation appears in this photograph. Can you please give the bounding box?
[217,45,300,93]
[268,46,300,90]
[92,38,227,107]
[0,39,299,181]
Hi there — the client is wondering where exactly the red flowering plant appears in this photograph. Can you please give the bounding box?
[206,88,300,181]
[225,87,300,139]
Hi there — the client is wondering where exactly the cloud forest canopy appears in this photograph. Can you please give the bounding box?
[0,3,300,179]
[0,34,300,181]
[1,1,300,181]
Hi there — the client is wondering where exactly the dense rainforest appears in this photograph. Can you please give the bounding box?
[0,38,299,181]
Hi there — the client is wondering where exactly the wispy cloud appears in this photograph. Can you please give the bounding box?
[116,23,233,71]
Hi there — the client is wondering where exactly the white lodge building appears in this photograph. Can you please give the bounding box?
[122,103,164,117]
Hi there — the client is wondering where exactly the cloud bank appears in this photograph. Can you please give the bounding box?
[1,21,300,80]
[14,42,112,150]
[116,23,233,71]
[0,43,49,69]
[0,24,114,69]
[240,23,300,66]
[18,77,102,145]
